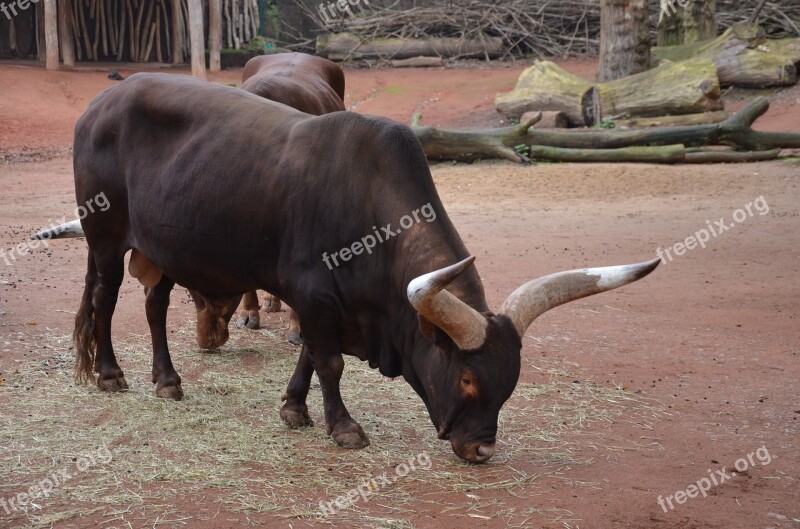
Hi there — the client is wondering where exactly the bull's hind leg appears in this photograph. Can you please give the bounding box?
[264,294,281,313]
[145,276,183,400]
[279,344,314,428]
[236,291,261,330]
[89,251,128,392]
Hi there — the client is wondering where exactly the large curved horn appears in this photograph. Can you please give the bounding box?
[30,220,84,240]
[500,258,660,338]
[407,256,487,350]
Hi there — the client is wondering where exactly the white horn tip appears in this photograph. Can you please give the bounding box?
[584,258,660,289]
[407,256,475,303]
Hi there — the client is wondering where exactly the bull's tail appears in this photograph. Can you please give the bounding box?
[31,220,85,240]
[74,253,97,384]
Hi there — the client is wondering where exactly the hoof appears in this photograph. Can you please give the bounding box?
[265,298,281,313]
[288,331,303,345]
[280,405,314,428]
[236,310,260,330]
[97,375,129,393]
[332,425,370,449]
[156,383,184,401]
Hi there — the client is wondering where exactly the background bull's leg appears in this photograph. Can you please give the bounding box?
[145,276,183,400]
[264,294,281,312]
[308,345,370,449]
[287,308,302,345]
[92,252,128,392]
[279,344,314,428]
[236,291,261,329]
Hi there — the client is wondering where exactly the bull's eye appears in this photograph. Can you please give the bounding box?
[461,377,471,386]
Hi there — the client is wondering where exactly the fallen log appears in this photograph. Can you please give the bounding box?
[527,144,686,163]
[496,59,723,127]
[391,56,443,68]
[414,97,800,163]
[652,24,798,87]
[583,57,723,124]
[613,111,731,128]
[494,61,592,127]
[685,148,781,163]
[317,33,504,61]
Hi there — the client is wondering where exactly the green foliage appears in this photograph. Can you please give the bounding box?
[593,118,616,129]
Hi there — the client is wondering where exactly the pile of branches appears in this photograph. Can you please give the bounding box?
[716,0,800,38]
[282,0,799,59]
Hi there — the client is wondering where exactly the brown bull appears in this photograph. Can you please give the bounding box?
[67,73,658,463]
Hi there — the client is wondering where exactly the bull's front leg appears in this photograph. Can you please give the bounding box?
[311,346,370,448]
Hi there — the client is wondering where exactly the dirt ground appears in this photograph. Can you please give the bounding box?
[0,60,799,529]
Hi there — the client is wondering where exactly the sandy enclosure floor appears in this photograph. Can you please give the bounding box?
[0,61,799,529]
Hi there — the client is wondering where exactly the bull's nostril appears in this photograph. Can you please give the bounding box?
[477,443,496,459]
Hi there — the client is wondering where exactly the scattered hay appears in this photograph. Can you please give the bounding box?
[0,316,665,528]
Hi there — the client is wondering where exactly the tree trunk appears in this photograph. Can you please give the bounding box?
[209,0,222,72]
[652,25,797,87]
[597,0,651,82]
[585,57,722,123]
[657,0,683,47]
[43,0,59,70]
[494,61,593,127]
[683,0,717,45]
[317,33,504,61]
[187,0,206,79]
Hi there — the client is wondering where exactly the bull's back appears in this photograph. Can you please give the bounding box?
[73,73,310,293]
[241,53,345,115]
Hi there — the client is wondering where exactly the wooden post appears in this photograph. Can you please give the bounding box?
[209,0,221,72]
[597,0,651,82]
[44,0,59,70]
[187,0,206,79]
[171,0,184,64]
[58,0,75,67]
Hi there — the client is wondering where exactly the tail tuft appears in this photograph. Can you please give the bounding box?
[73,254,97,384]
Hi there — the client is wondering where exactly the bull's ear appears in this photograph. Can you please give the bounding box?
[418,314,458,351]
[417,314,436,339]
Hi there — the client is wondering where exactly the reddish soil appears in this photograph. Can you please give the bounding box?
[1,60,799,529]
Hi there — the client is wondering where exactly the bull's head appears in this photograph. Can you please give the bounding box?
[407,256,658,463]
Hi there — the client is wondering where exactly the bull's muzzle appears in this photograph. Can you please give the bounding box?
[452,439,497,464]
